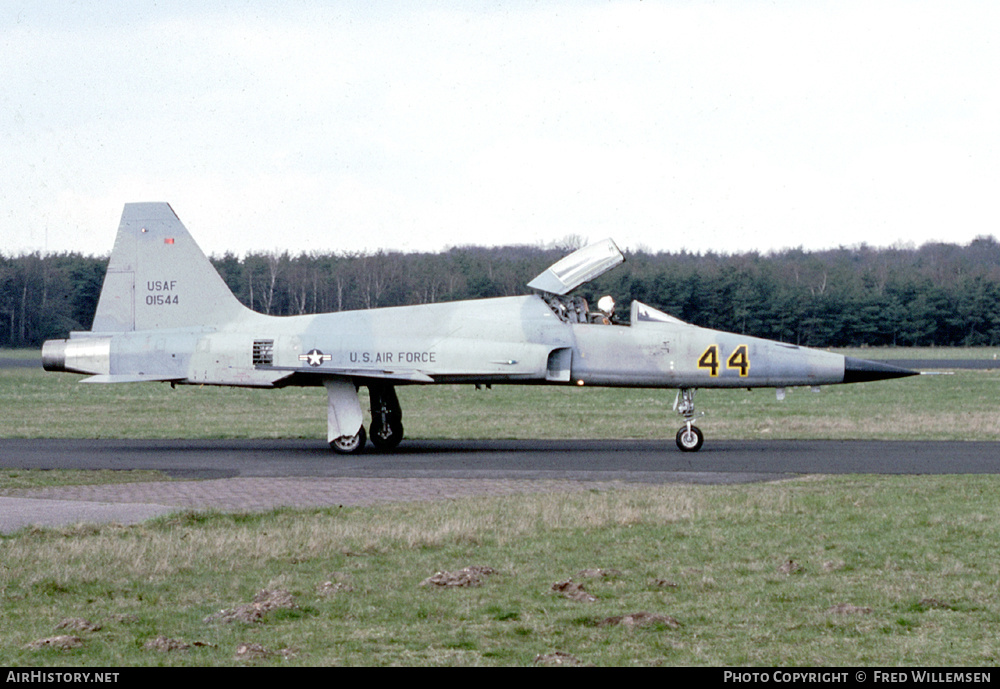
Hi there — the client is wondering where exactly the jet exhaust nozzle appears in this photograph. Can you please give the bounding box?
[843,357,919,384]
[41,339,69,372]
[41,337,111,376]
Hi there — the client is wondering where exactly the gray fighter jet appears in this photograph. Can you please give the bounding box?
[42,203,917,452]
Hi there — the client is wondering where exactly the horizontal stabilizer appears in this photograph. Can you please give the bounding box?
[81,374,185,384]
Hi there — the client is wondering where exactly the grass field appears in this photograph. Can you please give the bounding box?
[2,348,999,666]
[1,477,998,666]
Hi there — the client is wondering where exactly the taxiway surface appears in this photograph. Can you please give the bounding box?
[2,438,998,533]
[3,437,999,480]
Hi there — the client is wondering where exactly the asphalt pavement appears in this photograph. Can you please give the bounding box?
[2,437,999,534]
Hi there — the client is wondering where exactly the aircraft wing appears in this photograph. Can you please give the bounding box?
[256,364,435,383]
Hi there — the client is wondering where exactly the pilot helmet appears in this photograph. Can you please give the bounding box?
[597,295,615,315]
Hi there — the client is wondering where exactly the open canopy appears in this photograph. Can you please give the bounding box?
[526,238,624,295]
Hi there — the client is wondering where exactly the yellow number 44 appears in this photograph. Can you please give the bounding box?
[698,344,750,377]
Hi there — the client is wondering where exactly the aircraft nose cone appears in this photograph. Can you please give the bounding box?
[843,356,919,383]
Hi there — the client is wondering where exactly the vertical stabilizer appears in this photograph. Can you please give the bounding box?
[91,203,251,332]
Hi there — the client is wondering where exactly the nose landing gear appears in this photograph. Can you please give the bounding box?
[673,388,704,452]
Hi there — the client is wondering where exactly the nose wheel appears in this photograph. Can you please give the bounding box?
[676,424,704,452]
[674,388,705,452]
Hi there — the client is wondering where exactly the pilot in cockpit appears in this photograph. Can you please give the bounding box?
[592,295,616,324]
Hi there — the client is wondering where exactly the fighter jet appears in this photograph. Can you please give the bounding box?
[42,203,918,453]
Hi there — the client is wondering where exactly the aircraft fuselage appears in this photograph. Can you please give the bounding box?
[46,294,848,390]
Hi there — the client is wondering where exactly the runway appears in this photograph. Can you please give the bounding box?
[2,437,998,534]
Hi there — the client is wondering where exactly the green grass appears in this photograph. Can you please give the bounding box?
[1,476,998,666]
[0,469,170,493]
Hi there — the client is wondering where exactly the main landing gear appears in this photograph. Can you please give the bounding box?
[327,382,405,455]
[368,384,404,451]
[674,388,704,452]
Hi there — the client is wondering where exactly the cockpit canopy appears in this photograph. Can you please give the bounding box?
[529,238,687,326]
[527,238,624,295]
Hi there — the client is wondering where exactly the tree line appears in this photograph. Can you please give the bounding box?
[3,236,1000,349]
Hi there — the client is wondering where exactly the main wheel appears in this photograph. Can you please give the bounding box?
[330,426,367,454]
[369,417,404,451]
[675,425,704,452]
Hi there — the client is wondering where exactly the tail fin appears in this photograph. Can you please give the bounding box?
[91,203,252,332]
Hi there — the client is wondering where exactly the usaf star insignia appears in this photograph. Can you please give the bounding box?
[300,349,331,367]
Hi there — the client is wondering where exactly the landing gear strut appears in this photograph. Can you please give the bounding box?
[674,388,704,452]
[368,384,404,451]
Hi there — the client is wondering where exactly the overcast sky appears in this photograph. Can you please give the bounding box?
[4,1,999,259]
